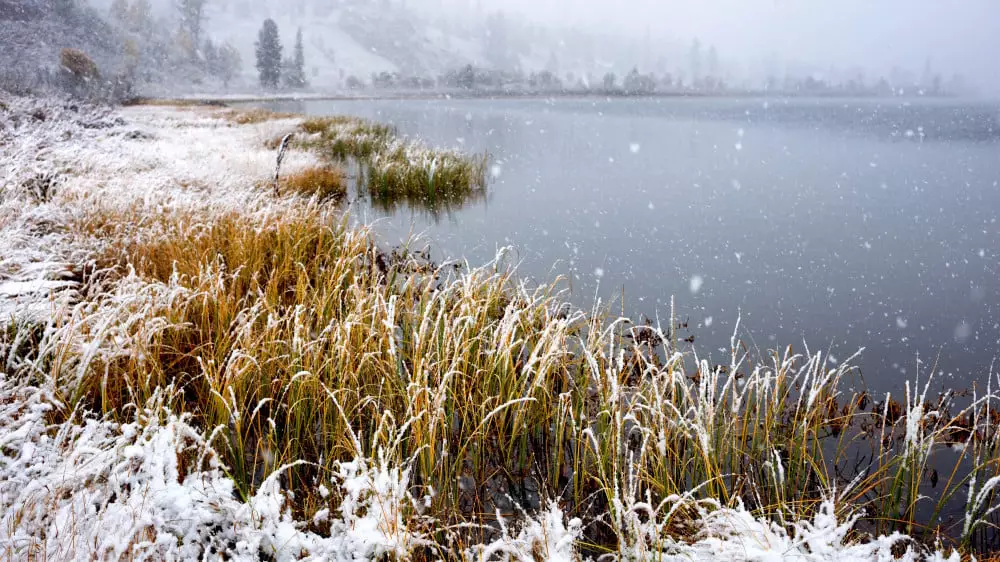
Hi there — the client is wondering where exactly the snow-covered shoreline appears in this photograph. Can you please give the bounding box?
[0,94,971,561]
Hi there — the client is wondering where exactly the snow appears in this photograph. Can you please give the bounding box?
[0,377,425,561]
[654,500,961,562]
[689,275,704,294]
[1,94,325,324]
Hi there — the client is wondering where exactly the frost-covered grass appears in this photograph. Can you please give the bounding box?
[224,107,301,125]
[0,92,998,560]
[298,115,489,202]
[300,115,397,160]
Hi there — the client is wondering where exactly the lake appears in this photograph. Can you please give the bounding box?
[259,96,1000,394]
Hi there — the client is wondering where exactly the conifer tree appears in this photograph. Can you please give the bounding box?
[255,18,282,89]
[292,27,307,87]
[282,28,307,88]
[218,42,242,89]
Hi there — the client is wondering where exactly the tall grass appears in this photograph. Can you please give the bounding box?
[298,116,488,204]
[29,197,998,558]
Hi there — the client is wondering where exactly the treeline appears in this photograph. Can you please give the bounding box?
[107,0,242,92]
[355,65,708,96]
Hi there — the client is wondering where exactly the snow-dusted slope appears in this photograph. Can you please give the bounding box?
[79,0,627,92]
[199,2,483,89]
[0,0,123,77]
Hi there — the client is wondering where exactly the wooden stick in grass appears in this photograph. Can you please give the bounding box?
[273,133,294,195]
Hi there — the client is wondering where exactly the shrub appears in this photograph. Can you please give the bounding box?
[60,48,100,81]
[59,48,100,98]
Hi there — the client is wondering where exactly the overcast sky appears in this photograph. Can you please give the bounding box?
[439,0,1000,89]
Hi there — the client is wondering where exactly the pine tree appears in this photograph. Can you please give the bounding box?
[203,38,219,72]
[282,28,307,88]
[128,0,153,36]
[54,0,76,17]
[255,18,282,89]
[293,28,306,88]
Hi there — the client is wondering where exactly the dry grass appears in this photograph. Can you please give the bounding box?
[279,165,346,199]
[301,116,366,135]
[41,196,1000,557]
[367,148,489,201]
[222,107,298,125]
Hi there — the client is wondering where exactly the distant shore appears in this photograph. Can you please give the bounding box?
[147,87,967,107]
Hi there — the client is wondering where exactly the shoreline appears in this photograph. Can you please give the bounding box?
[0,93,992,560]
[142,89,976,107]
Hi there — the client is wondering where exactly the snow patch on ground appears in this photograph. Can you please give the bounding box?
[0,95,322,324]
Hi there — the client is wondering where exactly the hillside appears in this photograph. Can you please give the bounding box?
[0,0,123,82]
[1,0,648,95]
[83,0,640,92]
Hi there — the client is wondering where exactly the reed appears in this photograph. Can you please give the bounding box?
[34,197,999,557]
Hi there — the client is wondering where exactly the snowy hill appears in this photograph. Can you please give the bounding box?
[2,0,650,95]
[0,0,123,79]
[82,0,642,92]
[184,0,489,89]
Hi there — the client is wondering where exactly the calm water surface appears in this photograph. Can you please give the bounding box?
[262,96,1000,394]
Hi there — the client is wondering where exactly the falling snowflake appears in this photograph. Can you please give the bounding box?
[689,275,704,294]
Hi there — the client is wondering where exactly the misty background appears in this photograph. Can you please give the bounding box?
[2,0,999,95]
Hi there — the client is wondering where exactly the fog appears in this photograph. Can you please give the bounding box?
[451,0,1000,92]
[70,0,1000,93]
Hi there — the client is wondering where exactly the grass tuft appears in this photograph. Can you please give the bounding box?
[279,165,346,200]
[296,115,488,204]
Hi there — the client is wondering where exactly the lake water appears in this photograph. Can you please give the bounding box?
[260,96,1000,394]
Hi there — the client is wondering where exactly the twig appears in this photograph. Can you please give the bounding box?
[273,133,294,196]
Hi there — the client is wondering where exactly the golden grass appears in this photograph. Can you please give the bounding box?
[45,196,1000,557]
[367,150,489,200]
[279,165,346,199]
[222,107,298,125]
[301,116,364,135]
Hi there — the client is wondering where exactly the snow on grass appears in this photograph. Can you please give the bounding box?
[0,96,324,322]
[0,365,964,562]
[654,499,960,562]
[0,376,427,561]
[472,501,583,562]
